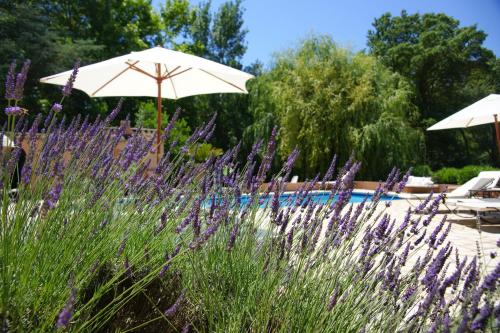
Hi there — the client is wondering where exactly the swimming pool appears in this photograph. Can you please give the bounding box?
[239,191,399,208]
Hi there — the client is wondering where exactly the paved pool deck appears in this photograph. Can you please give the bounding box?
[383,198,499,274]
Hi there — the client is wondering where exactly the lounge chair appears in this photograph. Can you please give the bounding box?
[404,176,439,194]
[405,173,496,203]
[452,198,500,224]
[446,177,494,199]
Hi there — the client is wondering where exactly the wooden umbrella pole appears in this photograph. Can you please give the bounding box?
[156,63,162,163]
[495,114,500,156]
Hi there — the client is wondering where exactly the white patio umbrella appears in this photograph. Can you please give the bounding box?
[427,94,500,154]
[39,46,254,157]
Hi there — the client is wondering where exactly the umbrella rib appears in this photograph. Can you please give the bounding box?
[465,117,474,128]
[163,64,179,100]
[164,67,192,80]
[162,65,180,80]
[127,62,157,80]
[199,69,244,92]
[91,60,139,96]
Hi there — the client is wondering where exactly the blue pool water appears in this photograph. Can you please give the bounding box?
[239,191,399,208]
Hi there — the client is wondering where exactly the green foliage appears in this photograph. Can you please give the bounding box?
[135,101,191,146]
[41,0,164,58]
[249,35,423,179]
[431,167,460,184]
[368,11,500,167]
[135,101,168,129]
[190,142,223,162]
[0,1,103,121]
[432,165,500,184]
[412,164,432,177]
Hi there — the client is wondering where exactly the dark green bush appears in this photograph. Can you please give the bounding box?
[432,167,460,184]
[412,164,432,177]
[432,165,500,184]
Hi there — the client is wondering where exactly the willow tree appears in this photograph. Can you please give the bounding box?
[253,35,423,180]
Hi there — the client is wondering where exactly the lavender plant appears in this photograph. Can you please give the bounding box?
[0,62,498,333]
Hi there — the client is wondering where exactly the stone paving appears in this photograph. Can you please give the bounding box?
[385,199,499,274]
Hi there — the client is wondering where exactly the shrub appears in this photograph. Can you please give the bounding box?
[412,164,432,177]
[433,165,500,184]
[0,60,498,332]
[432,167,460,184]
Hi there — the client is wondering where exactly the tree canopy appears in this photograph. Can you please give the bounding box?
[248,36,423,179]
[368,11,499,168]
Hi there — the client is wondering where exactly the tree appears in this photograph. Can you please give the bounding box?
[0,1,103,120]
[159,0,250,151]
[41,0,163,58]
[368,11,499,167]
[250,35,423,180]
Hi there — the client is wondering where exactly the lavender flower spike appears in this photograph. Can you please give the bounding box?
[13,59,31,100]
[51,103,63,113]
[62,60,80,97]
[165,290,185,317]
[5,60,16,100]
[56,288,76,328]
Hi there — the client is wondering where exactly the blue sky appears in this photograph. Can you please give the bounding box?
[154,0,500,66]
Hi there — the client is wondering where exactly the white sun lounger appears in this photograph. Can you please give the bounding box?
[452,198,500,211]
[452,198,500,225]
[446,177,495,199]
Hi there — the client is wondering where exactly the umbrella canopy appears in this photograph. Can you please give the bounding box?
[427,94,500,130]
[427,94,500,155]
[40,46,254,99]
[39,46,254,159]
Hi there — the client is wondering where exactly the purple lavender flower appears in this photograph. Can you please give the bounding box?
[443,311,450,333]
[43,183,63,210]
[159,263,170,277]
[421,242,452,290]
[62,60,80,97]
[103,98,123,126]
[256,126,277,182]
[327,286,339,311]
[439,257,466,296]
[4,106,23,116]
[227,221,239,251]
[462,257,478,297]
[283,148,299,174]
[5,60,16,99]
[321,155,337,188]
[471,302,491,331]
[51,103,63,113]
[398,243,410,267]
[398,208,412,233]
[117,232,129,257]
[13,60,30,100]
[428,215,446,248]
[56,288,76,328]
[181,323,191,333]
[414,229,427,246]
[480,262,499,291]
[395,168,412,193]
[415,191,433,213]
[124,257,132,277]
[436,222,452,246]
[375,214,390,239]
[161,108,181,141]
[401,284,416,302]
[247,139,263,163]
[165,290,185,317]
